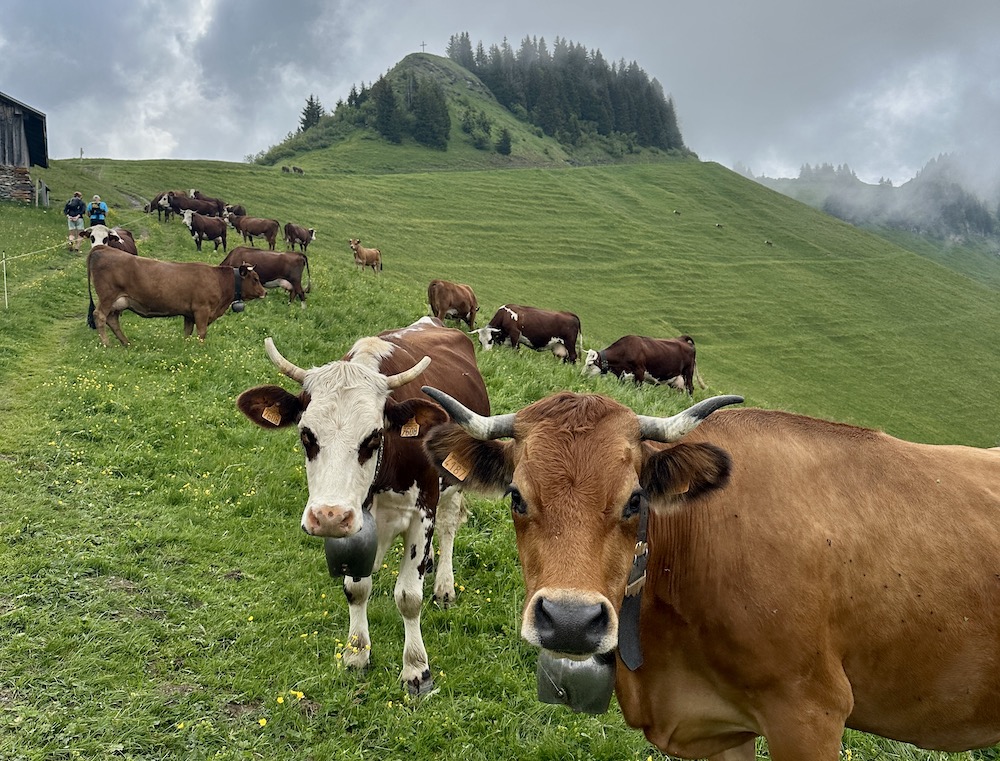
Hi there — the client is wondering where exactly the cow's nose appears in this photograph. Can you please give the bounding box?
[533,597,610,655]
[302,505,356,537]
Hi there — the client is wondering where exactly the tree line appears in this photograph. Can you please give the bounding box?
[446,32,685,152]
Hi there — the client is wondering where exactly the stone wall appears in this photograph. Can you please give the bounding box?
[0,165,34,202]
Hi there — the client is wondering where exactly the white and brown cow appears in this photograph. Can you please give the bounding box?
[583,334,706,393]
[427,279,478,330]
[472,304,582,363]
[82,224,138,255]
[86,246,265,346]
[284,222,316,253]
[236,317,490,694]
[422,389,1000,758]
[182,209,228,252]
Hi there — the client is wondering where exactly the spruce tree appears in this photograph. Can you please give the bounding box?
[495,127,512,155]
[370,76,402,143]
[299,94,324,132]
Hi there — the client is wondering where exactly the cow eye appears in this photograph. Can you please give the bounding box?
[358,429,383,464]
[623,490,646,520]
[300,428,319,461]
[504,485,526,515]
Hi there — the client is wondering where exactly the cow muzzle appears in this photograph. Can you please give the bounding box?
[302,503,360,537]
[323,508,378,578]
[531,595,613,655]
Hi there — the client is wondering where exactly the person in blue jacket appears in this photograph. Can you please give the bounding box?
[63,191,86,251]
[87,194,108,226]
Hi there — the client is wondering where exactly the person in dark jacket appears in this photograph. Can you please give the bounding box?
[87,195,108,227]
[63,191,86,251]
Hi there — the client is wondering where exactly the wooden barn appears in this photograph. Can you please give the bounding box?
[0,91,49,204]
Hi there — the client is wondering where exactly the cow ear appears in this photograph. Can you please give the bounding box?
[236,385,303,428]
[423,424,514,495]
[384,397,448,436]
[640,442,732,506]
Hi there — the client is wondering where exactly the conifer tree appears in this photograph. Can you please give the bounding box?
[299,94,324,132]
[370,76,402,143]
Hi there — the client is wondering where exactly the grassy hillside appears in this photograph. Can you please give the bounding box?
[0,150,997,760]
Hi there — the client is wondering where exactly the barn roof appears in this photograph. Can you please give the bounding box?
[0,91,49,168]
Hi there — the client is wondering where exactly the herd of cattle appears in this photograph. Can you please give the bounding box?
[86,182,1000,758]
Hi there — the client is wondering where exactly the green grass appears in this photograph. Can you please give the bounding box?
[0,147,997,760]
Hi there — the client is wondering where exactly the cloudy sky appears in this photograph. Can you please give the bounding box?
[4,0,997,185]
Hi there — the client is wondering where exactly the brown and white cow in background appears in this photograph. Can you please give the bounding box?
[182,209,228,252]
[349,238,382,274]
[160,192,221,219]
[219,247,310,306]
[86,246,265,346]
[284,223,316,253]
[145,189,187,221]
[191,189,226,216]
[422,388,1000,759]
[583,334,706,393]
[82,224,138,255]
[427,279,478,329]
[472,304,582,363]
[236,317,490,695]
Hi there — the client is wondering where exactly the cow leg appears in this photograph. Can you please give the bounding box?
[432,484,467,607]
[183,316,195,338]
[396,514,434,694]
[342,574,374,671]
[104,311,129,346]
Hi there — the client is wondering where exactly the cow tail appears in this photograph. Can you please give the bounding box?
[303,254,312,293]
[694,361,707,389]
[86,252,97,329]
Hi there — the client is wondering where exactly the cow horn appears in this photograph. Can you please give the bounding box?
[265,337,307,384]
[386,356,432,389]
[637,395,744,442]
[422,386,516,440]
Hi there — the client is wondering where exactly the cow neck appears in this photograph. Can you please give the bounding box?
[361,431,387,510]
[618,493,649,671]
[232,268,242,302]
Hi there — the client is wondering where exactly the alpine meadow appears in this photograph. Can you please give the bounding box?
[1,50,999,761]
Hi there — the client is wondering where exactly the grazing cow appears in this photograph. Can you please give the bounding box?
[472,304,582,363]
[235,317,490,695]
[292,166,304,174]
[82,224,138,255]
[145,189,187,221]
[182,209,228,252]
[427,279,478,330]
[281,166,291,173]
[224,203,247,217]
[422,389,1000,759]
[219,247,310,306]
[226,212,280,250]
[284,223,316,253]
[160,192,220,218]
[765,239,774,246]
[583,334,706,393]
[348,238,382,274]
[191,190,226,216]
[86,246,265,346]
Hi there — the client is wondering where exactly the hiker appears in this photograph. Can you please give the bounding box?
[63,191,86,251]
[88,195,108,227]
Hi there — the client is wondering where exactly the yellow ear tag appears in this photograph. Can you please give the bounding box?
[673,481,691,495]
[400,418,420,438]
[442,452,471,481]
[261,405,282,426]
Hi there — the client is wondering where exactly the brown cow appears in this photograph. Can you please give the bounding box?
[348,238,382,274]
[145,189,187,221]
[422,389,1000,758]
[283,223,316,253]
[82,224,138,255]
[219,247,310,306]
[236,317,490,695]
[227,212,279,250]
[161,192,220,218]
[182,209,228,252]
[86,245,265,346]
[583,334,706,393]
[427,279,478,329]
[472,304,582,363]
[191,189,226,216]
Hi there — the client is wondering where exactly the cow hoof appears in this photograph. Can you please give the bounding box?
[405,669,434,696]
[432,591,453,609]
